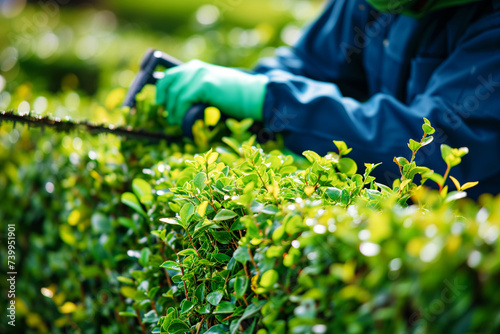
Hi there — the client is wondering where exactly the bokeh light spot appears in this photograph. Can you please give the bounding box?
[75,36,98,60]
[0,92,11,109]
[34,96,48,114]
[45,182,55,194]
[0,75,5,92]
[196,5,220,25]
[360,242,380,257]
[18,100,30,115]
[1,47,18,72]
[37,32,59,59]
[1,0,26,18]
[281,24,302,46]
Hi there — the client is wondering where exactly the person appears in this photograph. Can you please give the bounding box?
[155,0,500,198]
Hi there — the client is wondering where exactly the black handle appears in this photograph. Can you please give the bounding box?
[123,49,209,139]
[122,49,183,108]
[181,103,208,139]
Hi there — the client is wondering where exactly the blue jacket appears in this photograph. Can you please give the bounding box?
[255,0,500,198]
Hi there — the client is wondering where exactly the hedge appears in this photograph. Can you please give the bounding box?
[3,83,500,334]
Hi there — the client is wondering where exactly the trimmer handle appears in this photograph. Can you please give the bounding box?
[122,49,182,108]
[123,49,208,138]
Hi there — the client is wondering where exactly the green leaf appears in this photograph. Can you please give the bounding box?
[333,140,353,155]
[132,178,152,202]
[194,172,207,191]
[266,245,283,258]
[341,189,350,205]
[230,301,265,334]
[159,217,181,226]
[422,121,435,135]
[366,189,382,200]
[259,269,279,288]
[120,286,137,299]
[59,225,76,246]
[139,248,151,267]
[117,276,134,285]
[195,284,206,303]
[204,106,221,126]
[118,311,136,317]
[421,135,434,147]
[441,144,469,167]
[142,310,158,324]
[261,205,279,215]
[222,137,241,154]
[284,214,304,235]
[198,303,211,315]
[393,157,409,167]
[177,248,198,257]
[226,118,240,134]
[338,157,357,175]
[118,217,136,230]
[197,201,209,217]
[214,209,237,221]
[214,301,235,314]
[207,151,219,165]
[121,192,146,217]
[211,231,232,244]
[230,219,246,231]
[234,276,248,298]
[406,166,431,179]
[167,320,190,334]
[207,290,224,306]
[148,287,160,299]
[205,324,229,334]
[233,246,251,264]
[214,253,231,262]
[408,139,422,152]
[325,187,342,201]
[179,203,195,225]
[272,225,285,242]
[168,202,181,213]
[90,212,111,234]
[280,165,297,174]
[461,181,478,191]
[160,261,181,271]
[450,175,461,190]
[423,171,445,186]
[302,150,321,164]
[239,118,254,133]
[180,300,195,314]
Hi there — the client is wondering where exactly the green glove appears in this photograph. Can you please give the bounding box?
[155,60,269,125]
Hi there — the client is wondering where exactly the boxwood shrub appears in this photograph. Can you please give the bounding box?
[117,120,500,334]
[2,84,500,334]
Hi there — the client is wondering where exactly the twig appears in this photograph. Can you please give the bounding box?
[135,307,147,334]
[248,248,260,275]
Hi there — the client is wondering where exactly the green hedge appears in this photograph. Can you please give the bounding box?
[115,108,500,334]
[4,81,500,333]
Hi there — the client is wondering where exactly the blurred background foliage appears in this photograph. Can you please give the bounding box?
[1,0,323,115]
[0,0,322,332]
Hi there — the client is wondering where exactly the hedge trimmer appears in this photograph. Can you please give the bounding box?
[0,109,183,142]
[0,49,208,142]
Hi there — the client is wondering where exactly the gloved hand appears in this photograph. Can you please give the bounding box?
[155,60,269,125]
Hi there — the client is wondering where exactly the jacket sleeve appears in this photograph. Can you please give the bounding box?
[257,7,500,196]
[254,0,370,101]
